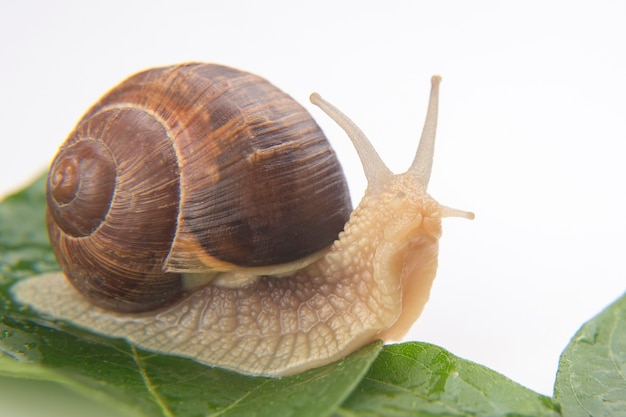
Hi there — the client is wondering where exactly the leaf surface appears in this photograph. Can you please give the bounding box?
[0,177,382,417]
[554,292,626,417]
[12,175,626,417]
[338,342,562,417]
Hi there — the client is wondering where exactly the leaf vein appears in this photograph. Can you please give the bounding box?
[131,345,175,417]
[207,379,272,417]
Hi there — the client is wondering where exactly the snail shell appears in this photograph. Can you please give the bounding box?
[45,63,352,312]
[13,65,473,376]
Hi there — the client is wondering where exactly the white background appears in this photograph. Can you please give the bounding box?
[1,0,625,414]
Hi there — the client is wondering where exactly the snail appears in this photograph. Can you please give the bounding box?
[12,63,474,377]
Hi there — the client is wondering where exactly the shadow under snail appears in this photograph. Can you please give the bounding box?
[13,63,474,377]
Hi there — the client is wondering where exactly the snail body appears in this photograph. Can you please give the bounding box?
[13,63,473,376]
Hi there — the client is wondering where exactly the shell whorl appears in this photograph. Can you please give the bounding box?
[47,140,116,237]
[47,105,183,312]
[45,63,352,312]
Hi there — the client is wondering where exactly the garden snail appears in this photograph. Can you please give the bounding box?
[13,63,474,376]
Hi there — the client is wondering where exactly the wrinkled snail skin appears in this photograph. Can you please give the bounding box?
[12,67,473,376]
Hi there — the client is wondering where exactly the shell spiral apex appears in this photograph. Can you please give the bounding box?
[12,64,473,377]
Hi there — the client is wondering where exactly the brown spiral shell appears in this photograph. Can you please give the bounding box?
[46,63,352,313]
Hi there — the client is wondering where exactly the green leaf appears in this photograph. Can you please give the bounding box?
[0,175,58,285]
[337,342,561,417]
[0,176,383,417]
[1,312,382,417]
[1,293,383,417]
[554,292,626,417]
[4,174,623,417]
